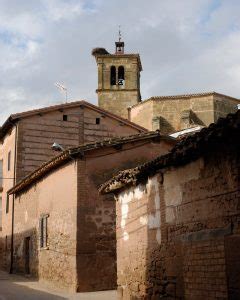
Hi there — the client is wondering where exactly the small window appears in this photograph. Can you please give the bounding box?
[39,214,49,248]
[7,151,11,171]
[6,194,9,214]
[96,118,100,125]
[63,115,68,121]
[110,66,116,85]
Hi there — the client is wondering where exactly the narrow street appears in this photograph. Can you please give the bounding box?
[0,271,117,300]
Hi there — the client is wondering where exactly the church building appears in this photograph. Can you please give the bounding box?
[93,37,240,134]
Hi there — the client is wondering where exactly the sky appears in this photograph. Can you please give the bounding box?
[1,0,240,123]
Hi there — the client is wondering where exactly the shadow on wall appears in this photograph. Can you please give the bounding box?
[76,161,117,292]
[0,228,39,278]
[144,144,240,299]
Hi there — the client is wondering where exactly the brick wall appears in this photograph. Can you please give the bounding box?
[116,143,240,299]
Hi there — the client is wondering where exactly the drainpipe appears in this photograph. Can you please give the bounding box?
[9,123,18,274]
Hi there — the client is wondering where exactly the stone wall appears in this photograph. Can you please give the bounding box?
[130,94,239,133]
[116,143,240,299]
[96,55,141,119]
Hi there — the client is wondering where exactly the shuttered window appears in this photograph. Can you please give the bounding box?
[39,214,49,248]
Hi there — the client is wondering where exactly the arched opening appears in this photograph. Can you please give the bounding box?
[118,66,125,85]
[110,66,116,85]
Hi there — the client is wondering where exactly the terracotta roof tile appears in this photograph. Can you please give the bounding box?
[0,100,147,139]
[99,110,240,194]
[8,131,175,195]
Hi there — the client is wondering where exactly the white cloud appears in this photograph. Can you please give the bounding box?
[0,0,240,124]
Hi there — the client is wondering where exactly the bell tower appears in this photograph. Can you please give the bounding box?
[92,32,142,119]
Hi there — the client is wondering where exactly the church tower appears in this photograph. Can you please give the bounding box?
[92,33,142,119]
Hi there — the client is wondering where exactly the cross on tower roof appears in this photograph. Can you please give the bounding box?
[115,25,124,54]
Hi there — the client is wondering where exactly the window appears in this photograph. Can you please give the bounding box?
[96,118,100,125]
[0,160,2,188]
[118,66,125,85]
[39,214,49,248]
[110,66,116,85]
[118,66,125,80]
[6,194,9,214]
[7,151,11,171]
[63,115,68,121]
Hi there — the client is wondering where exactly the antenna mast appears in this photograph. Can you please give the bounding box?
[55,82,68,103]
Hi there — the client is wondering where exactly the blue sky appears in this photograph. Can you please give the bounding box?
[0,0,240,123]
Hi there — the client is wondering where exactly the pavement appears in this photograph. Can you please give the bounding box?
[0,270,117,300]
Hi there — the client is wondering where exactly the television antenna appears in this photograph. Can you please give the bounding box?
[55,82,68,103]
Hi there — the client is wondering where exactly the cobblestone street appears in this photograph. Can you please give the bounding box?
[0,271,117,300]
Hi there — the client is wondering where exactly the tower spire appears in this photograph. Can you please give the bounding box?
[115,25,124,54]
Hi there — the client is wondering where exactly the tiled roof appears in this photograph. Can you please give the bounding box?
[0,100,146,139]
[99,110,240,194]
[130,92,240,109]
[8,131,175,195]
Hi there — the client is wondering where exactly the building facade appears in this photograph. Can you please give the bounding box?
[93,41,240,134]
[2,132,175,292]
[0,100,146,270]
[100,111,240,299]
[129,92,240,134]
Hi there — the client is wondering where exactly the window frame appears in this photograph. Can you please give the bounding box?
[39,214,49,249]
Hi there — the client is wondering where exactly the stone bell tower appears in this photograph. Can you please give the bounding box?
[92,33,142,119]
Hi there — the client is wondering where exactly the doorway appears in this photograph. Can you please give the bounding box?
[24,237,30,274]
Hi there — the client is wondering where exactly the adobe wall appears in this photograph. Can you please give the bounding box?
[83,107,142,144]
[0,126,17,270]
[10,104,143,183]
[116,144,240,299]
[76,138,173,292]
[16,106,85,181]
[8,162,78,291]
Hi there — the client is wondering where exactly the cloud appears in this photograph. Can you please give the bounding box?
[0,0,240,124]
